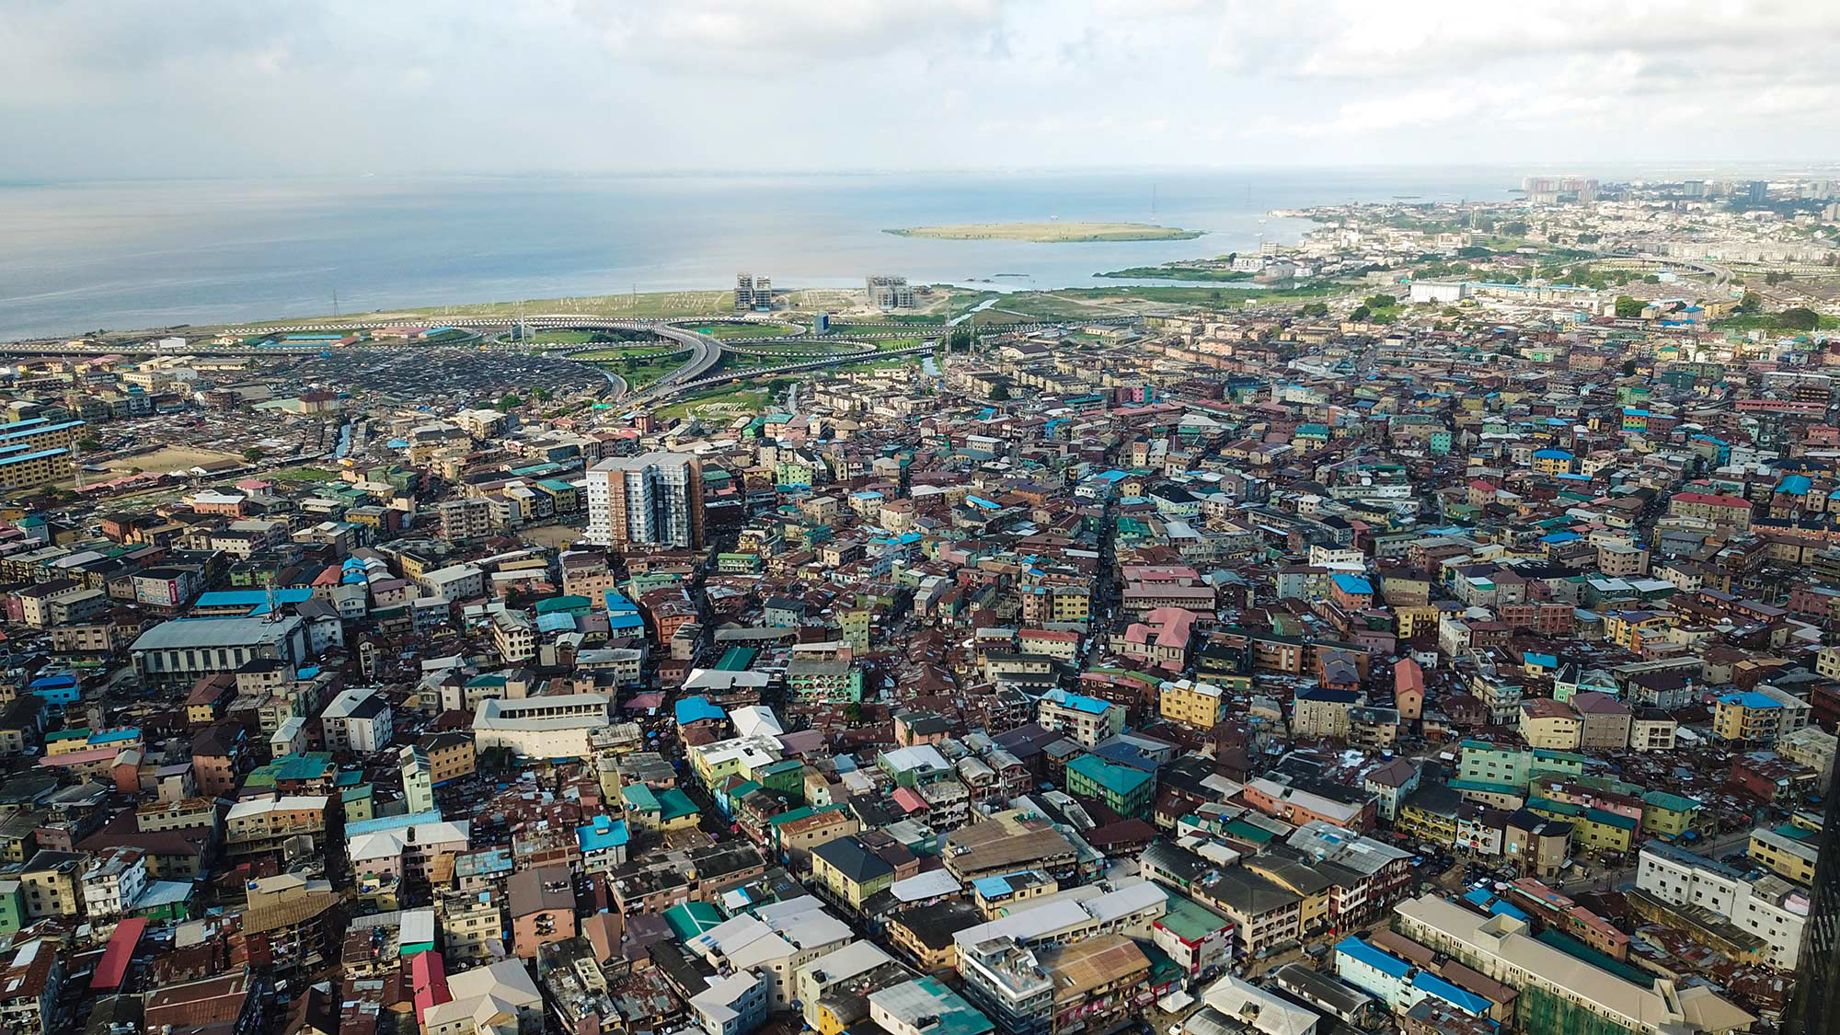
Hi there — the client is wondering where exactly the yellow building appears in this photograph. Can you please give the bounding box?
[1245,859,1333,937]
[1604,610,1673,653]
[1748,827,1817,885]
[885,901,979,973]
[1639,792,1701,839]
[0,418,82,489]
[1712,692,1788,744]
[1395,605,1441,638]
[19,850,82,919]
[810,836,896,910]
[1517,701,1583,751]
[1399,793,1460,846]
[1159,678,1228,730]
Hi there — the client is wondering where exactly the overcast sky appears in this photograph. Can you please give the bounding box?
[5,0,1839,180]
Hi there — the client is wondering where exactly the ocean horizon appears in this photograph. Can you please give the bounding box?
[0,168,1521,340]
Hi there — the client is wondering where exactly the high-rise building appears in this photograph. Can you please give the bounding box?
[867,275,916,309]
[1785,787,1840,1034]
[584,452,705,550]
[736,272,773,311]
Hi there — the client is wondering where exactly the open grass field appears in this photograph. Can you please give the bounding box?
[593,354,685,388]
[653,386,777,421]
[521,329,600,344]
[887,222,1203,242]
[569,343,685,361]
[682,322,798,340]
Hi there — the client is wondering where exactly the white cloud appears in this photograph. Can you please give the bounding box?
[0,0,1836,177]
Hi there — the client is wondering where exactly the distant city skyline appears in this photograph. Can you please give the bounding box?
[4,1,1839,180]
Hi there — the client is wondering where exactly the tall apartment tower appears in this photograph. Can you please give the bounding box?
[1786,784,1840,1034]
[584,452,705,550]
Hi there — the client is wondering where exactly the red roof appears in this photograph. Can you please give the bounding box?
[92,917,147,991]
[1394,657,1425,695]
[892,787,928,814]
[1672,491,1750,508]
[410,950,451,1023]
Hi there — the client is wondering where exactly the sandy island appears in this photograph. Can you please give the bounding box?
[887,221,1203,243]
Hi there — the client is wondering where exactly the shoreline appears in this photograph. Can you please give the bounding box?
[886,221,1204,243]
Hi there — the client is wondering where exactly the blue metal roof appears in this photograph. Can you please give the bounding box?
[576,817,630,853]
[675,696,726,725]
[1413,971,1493,1015]
[1331,573,1374,595]
[1336,936,1410,979]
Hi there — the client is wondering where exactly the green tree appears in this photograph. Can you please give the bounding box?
[497,392,522,410]
[1299,302,1330,318]
[1350,305,1372,322]
[1622,359,1639,376]
[242,447,264,463]
[76,436,101,452]
[1501,220,1528,236]
[1615,296,1644,319]
[988,382,1012,401]
[1738,291,1762,313]
[532,386,552,403]
[1766,271,1792,285]
[1777,307,1820,331]
[1365,293,1398,309]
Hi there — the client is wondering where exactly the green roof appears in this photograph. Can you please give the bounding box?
[1527,797,1583,817]
[1157,893,1233,941]
[1531,749,1587,765]
[1067,753,1153,796]
[663,901,726,941]
[622,784,660,813]
[656,788,699,822]
[1536,929,1654,987]
[1224,819,1277,843]
[768,806,820,827]
[1583,807,1638,831]
[273,752,335,782]
[1642,791,1701,813]
[1449,779,1522,797]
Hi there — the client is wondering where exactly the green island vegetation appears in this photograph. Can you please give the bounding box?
[1350,294,1402,324]
[887,221,1204,243]
[1714,305,1834,332]
[1098,260,1253,281]
[682,322,798,340]
[517,328,655,345]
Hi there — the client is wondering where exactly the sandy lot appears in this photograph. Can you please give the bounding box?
[103,446,241,474]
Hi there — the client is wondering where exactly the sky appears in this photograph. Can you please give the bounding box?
[4,0,1839,180]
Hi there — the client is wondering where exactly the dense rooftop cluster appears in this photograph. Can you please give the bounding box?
[0,182,1838,1035]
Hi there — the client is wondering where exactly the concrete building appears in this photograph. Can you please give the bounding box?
[1636,841,1809,969]
[129,615,308,683]
[1035,690,1125,748]
[472,693,612,760]
[320,687,393,753]
[422,958,544,1035]
[1393,894,1752,1035]
[584,452,705,549]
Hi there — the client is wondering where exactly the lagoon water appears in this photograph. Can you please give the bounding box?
[0,168,1517,339]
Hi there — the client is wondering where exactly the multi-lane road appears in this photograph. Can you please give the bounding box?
[0,311,1138,406]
